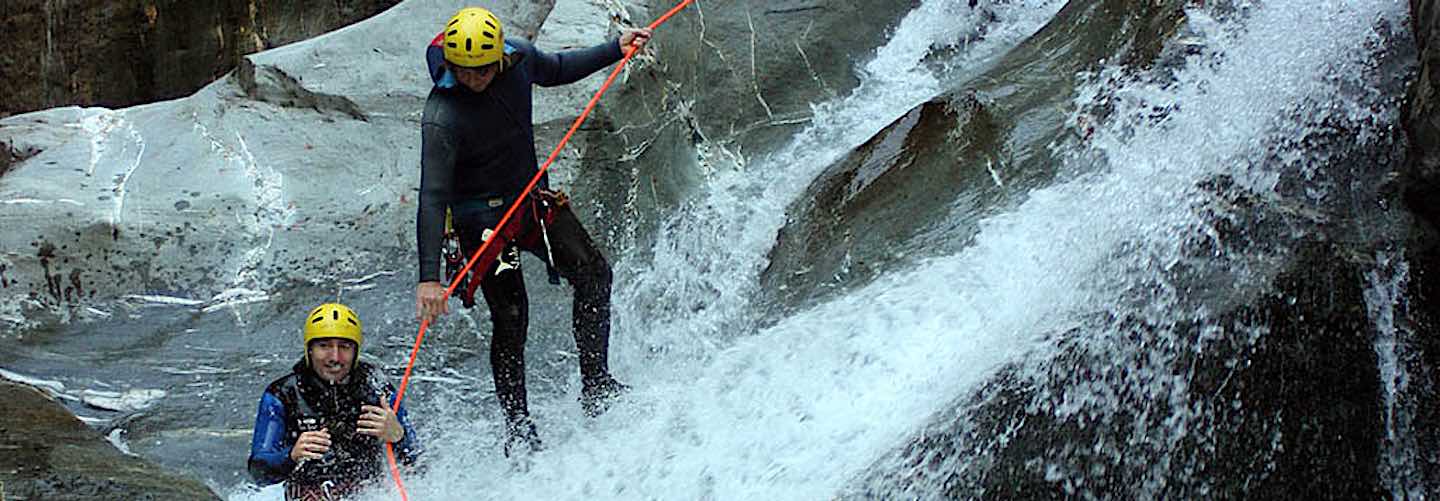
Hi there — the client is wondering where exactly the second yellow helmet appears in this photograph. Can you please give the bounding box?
[443,7,505,68]
[303,303,363,348]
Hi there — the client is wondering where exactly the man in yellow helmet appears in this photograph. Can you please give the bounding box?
[248,303,420,500]
[415,6,650,456]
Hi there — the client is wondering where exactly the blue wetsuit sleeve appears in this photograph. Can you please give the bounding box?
[527,38,625,87]
[393,400,422,464]
[247,391,296,485]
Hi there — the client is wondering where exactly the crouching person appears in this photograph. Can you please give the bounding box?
[248,303,420,500]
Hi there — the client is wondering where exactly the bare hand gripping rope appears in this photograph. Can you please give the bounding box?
[384,1,696,498]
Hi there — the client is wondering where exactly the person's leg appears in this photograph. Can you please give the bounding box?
[521,196,627,416]
[479,263,529,424]
[477,260,543,453]
[523,201,613,383]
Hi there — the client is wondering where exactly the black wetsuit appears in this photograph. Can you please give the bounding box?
[418,37,622,429]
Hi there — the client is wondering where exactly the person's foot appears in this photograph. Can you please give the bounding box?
[503,417,543,458]
[580,374,630,418]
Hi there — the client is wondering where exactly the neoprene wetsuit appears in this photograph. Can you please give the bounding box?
[418,35,625,444]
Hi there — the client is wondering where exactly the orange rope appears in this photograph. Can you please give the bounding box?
[384,1,695,498]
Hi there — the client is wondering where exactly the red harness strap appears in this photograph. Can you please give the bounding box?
[451,190,566,307]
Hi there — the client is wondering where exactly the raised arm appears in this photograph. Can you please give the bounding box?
[526,38,624,87]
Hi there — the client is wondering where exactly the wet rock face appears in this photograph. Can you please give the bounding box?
[760,95,1005,317]
[847,112,1415,494]
[651,0,923,152]
[0,378,220,500]
[818,0,1432,497]
[850,242,1387,499]
[571,0,923,254]
[0,0,400,119]
[1404,0,1440,491]
[1408,0,1440,230]
[0,1,554,326]
[760,0,1190,317]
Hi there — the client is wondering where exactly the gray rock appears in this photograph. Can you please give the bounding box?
[565,0,925,258]
[762,0,1190,317]
[0,1,555,327]
[0,377,220,500]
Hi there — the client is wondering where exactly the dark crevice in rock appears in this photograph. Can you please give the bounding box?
[1,141,40,178]
[233,58,368,121]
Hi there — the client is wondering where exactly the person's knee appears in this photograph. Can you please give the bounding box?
[490,302,526,324]
[488,303,528,341]
[570,253,611,289]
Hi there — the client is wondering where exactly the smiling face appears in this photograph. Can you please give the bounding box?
[450,62,500,93]
[307,338,357,384]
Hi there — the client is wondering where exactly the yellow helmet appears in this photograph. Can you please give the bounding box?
[303,303,363,349]
[443,7,505,68]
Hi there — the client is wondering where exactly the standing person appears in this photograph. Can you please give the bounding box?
[413,6,650,455]
[249,303,420,500]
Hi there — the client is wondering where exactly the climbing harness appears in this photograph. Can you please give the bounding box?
[385,2,696,499]
[445,189,565,308]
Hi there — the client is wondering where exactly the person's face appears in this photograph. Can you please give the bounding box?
[451,62,499,93]
[308,338,357,384]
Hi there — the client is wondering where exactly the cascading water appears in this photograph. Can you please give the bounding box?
[373,0,1065,499]
[222,0,1422,499]
[1367,253,1425,499]
[615,0,1066,366]
[844,0,1417,498]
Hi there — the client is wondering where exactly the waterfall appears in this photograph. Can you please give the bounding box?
[220,0,1418,499]
[1367,253,1425,499]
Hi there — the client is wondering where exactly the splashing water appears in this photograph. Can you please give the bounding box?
[228,0,1414,499]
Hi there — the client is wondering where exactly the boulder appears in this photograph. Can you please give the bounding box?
[0,377,220,500]
[761,0,1189,317]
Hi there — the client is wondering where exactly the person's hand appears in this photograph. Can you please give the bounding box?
[416,281,449,324]
[619,28,652,52]
[358,399,405,443]
[289,428,331,462]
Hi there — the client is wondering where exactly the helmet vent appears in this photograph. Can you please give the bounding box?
[466,39,473,51]
[448,19,459,27]
[448,29,458,36]
[483,31,494,39]
[346,317,358,326]
[447,42,457,49]
[481,44,494,50]
[332,310,339,320]
[311,316,323,324]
